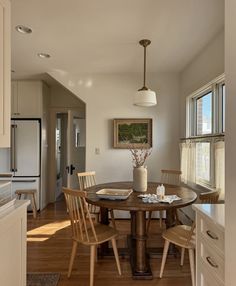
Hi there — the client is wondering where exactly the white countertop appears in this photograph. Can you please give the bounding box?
[192,203,225,231]
[0,181,11,189]
[0,200,30,221]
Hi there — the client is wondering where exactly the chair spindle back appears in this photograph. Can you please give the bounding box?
[77,171,98,214]
[184,222,196,247]
[199,190,220,203]
[77,171,96,190]
[161,169,182,186]
[63,187,98,243]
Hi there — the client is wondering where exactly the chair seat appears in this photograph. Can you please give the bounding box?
[162,225,195,249]
[73,224,119,245]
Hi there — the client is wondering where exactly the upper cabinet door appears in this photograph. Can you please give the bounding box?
[11,81,43,118]
[0,0,10,147]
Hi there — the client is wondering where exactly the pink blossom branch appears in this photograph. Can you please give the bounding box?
[129,148,152,167]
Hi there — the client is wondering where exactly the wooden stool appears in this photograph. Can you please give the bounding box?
[15,189,37,219]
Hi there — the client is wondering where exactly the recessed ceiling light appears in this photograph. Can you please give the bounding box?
[37,53,51,59]
[15,25,32,34]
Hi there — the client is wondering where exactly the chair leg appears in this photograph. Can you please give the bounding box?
[111,238,121,275]
[68,241,78,278]
[175,209,181,225]
[159,240,170,278]
[90,245,96,286]
[146,211,152,233]
[31,193,37,219]
[110,209,116,229]
[188,248,195,286]
[159,210,163,227]
[94,245,98,263]
[180,248,185,266]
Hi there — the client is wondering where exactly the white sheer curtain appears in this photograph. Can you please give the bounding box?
[180,141,196,185]
[215,141,225,200]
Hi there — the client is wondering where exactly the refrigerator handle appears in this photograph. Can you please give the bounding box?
[10,124,17,172]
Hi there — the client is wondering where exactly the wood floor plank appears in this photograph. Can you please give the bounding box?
[27,198,192,285]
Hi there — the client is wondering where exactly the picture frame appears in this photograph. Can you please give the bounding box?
[113,118,152,149]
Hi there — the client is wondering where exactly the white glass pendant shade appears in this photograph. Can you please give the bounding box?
[134,89,157,107]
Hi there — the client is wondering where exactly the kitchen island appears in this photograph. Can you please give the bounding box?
[193,204,225,286]
[0,197,29,286]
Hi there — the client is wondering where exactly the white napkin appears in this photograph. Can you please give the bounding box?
[138,194,181,204]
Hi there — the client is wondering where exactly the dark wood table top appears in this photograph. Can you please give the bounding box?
[86,181,197,212]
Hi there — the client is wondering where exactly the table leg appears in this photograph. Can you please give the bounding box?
[130,211,136,238]
[166,208,176,229]
[128,210,152,279]
[99,207,109,257]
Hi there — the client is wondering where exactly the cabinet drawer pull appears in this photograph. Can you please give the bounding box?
[206,256,218,268]
[206,230,218,240]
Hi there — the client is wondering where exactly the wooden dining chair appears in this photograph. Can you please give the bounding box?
[77,171,116,228]
[159,223,195,286]
[63,187,121,286]
[199,190,220,203]
[147,169,182,232]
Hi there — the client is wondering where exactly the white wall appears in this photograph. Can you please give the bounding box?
[225,1,236,284]
[48,83,85,201]
[180,31,224,136]
[178,31,224,222]
[50,84,85,110]
[49,72,181,184]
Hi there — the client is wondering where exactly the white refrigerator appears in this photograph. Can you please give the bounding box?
[11,119,41,210]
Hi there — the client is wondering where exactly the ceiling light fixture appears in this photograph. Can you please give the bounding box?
[134,39,157,107]
[15,25,32,34]
[37,53,51,59]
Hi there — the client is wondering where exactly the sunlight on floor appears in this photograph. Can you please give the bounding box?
[27,220,70,242]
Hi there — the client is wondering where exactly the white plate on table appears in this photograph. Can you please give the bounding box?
[96,189,133,200]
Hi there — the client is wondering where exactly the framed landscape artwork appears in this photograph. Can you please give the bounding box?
[113,118,152,149]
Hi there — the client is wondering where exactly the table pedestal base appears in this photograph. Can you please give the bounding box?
[127,235,153,279]
[129,210,153,279]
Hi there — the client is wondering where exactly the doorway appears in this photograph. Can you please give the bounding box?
[55,113,68,200]
[51,109,86,202]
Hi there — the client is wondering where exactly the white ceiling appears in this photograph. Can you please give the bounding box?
[11,0,224,79]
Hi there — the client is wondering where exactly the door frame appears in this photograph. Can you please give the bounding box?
[48,107,86,203]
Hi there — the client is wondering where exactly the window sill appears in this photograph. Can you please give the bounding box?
[182,181,215,195]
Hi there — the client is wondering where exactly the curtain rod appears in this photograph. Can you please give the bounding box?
[180,134,225,141]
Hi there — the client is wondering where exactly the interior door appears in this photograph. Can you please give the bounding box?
[66,110,85,188]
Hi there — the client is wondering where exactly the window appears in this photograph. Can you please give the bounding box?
[221,84,225,132]
[184,74,225,190]
[196,142,211,185]
[196,92,212,135]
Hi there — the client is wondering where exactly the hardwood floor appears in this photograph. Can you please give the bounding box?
[27,198,192,285]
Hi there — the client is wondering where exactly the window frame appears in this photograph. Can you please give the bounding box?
[186,74,225,189]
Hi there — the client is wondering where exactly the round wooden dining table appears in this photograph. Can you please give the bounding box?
[86,181,197,280]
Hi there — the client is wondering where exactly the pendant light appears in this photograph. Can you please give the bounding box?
[134,39,157,107]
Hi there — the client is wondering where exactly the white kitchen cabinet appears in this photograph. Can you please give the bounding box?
[0,200,29,286]
[11,81,43,118]
[0,0,11,147]
[193,204,225,286]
